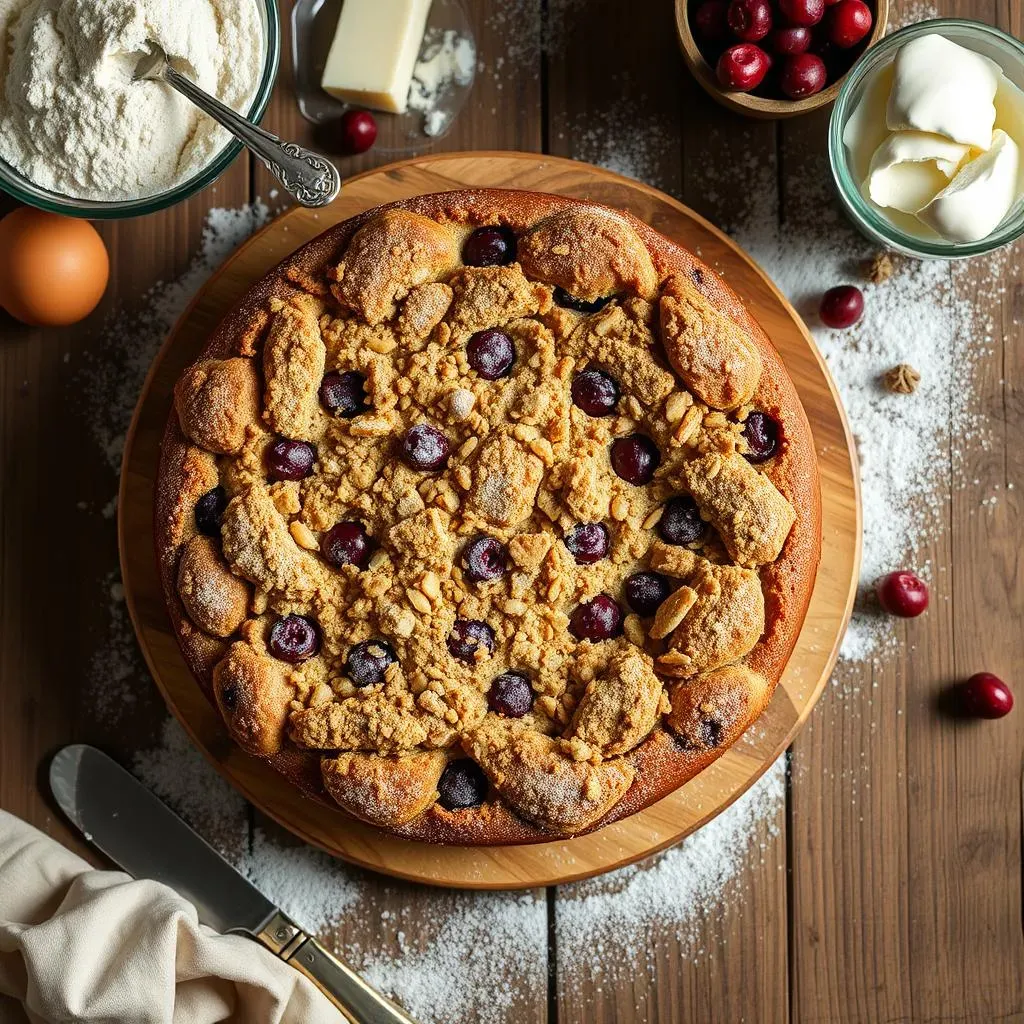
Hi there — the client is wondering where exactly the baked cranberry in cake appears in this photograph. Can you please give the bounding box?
[611,434,660,485]
[742,411,780,462]
[487,672,534,718]
[345,639,398,687]
[553,286,612,314]
[564,522,610,564]
[463,536,508,583]
[569,595,624,641]
[319,370,368,417]
[269,614,321,664]
[194,486,228,537]
[447,619,496,662]
[571,367,620,417]
[268,439,316,481]
[461,225,517,267]
[467,329,515,380]
[399,424,451,471]
[658,496,706,545]
[437,759,489,810]
[321,521,374,569]
[624,572,672,617]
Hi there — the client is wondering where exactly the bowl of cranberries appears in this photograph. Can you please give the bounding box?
[676,0,887,116]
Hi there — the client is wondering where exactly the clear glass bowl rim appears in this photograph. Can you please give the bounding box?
[828,17,1024,259]
[0,0,281,220]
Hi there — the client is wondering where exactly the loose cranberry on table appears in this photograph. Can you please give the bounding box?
[437,759,489,810]
[346,638,397,686]
[569,594,624,642]
[268,438,316,481]
[447,618,496,663]
[462,225,517,267]
[399,423,451,471]
[778,0,825,26]
[820,284,864,328]
[565,522,610,564]
[826,0,872,47]
[741,410,780,462]
[319,370,368,417]
[716,43,771,91]
[693,0,730,41]
[467,328,515,380]
[337,109,377,154]
[487,671,534,718]
[624,571,672,617]
[321,521,373,569]
[571,367,620,417]
[269,614,321,664]
[780,52,827,98]
[875,570,929,618]
[463,535,509,583]
[769,25,812,55]
[610,434,661,486]
[959,672,1014,719]
[727,0,772,42]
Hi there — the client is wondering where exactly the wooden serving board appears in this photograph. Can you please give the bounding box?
[119,152,860,890]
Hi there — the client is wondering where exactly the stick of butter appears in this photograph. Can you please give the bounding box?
[321,0,432,114]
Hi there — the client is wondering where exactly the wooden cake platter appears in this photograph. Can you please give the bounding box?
[119,152,861,890]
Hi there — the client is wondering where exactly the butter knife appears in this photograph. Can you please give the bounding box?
[49,744,415,1024]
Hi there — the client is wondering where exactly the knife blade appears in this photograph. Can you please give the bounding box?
[50,744,416,1024]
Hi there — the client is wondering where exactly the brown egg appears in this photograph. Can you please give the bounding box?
[0,208,109,326]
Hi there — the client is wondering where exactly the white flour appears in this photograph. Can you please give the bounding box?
[0,0,262,200]
[408,28,475,137]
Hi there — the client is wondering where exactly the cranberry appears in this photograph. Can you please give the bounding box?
[826,0,872,47]
[716,43,771,91]
[565,522,610,564]
[462,226,517,267]
[693,0,730,41]
[345,638,398,686]
[447,619,496,663]
[624,571,672,617]
[195,486,227,537]
[959,673,1014,719]
[467,329,515,380]
[463,536,508,583]
[569,595,624,642]
[268,614,321,664]
[727,0,772,41]
[778,0,825,26]
[571,368,620,417]
[437,759,489,810]
[268,439,316,481]
[658,495,706,545]
[321,521,373,569]
[553,287,612,314]
[820,284,864,328]
[768,25,812,54]
[319,370,368,417]
[875,570,929,618]
[611,434,660,486]
[742,411,780,462]
[400,424,450,471]
[337,110,377,154]
[487,672,534,717]
[780,53,827,98]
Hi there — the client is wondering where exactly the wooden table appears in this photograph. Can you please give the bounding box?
[1,1,1021,1021]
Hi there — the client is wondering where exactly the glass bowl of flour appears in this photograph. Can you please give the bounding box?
[0,0,279,218]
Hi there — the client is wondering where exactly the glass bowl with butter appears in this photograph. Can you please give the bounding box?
[829,19,1024,258]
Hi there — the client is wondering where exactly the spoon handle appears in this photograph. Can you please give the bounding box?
[163,64,341,208]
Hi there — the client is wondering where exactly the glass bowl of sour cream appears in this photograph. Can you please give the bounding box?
[0,0,280,219]
[829,18,1024,258]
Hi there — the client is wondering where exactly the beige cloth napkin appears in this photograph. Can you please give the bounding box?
[0,811,342,1024]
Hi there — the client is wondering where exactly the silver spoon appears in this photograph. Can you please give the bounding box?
[134,41,341,208]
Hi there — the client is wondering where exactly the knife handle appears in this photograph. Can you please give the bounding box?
[257,912,417,1024]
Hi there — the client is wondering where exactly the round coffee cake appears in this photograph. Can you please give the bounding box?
[156,189,821,845]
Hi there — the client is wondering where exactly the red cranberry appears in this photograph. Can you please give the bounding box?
[727,0,772,41]
[769,25,811,54]
[658,495,706,545]
[321,521,373,569]
[195,486,227,537]
[826,0,872,47]
[463,536,508,583]
[337,110,377,154]
[447,619,496,663]
[268,439,316,481]
[565,522,610,564]
[778,0,825,26]
[780,53,827,98]
[742,410,780,462]
[693,0,730,41]
[487,672,534,718]
[875,570,929,617]
[345,638,397,686]
[462,225,517,267]
[960,673,1013,719]
[437,760,489,810]
[611,434,660,486]
[716,43,771,91]
[624,571,672,617]
[319,370,368,417]
[467,329,515,380]
[400,424,451,471]
[820,284,864,328]
[571,367,620,417]
[553,287,612,314]
[269,614,321,664]
[569,595,624,642]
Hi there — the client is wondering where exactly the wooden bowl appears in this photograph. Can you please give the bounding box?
[675,0,889,119]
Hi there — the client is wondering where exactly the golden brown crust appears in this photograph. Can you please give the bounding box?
[176,535,250,638]
[173,358,261,454]
[212,641,294,756]
[665,664,771,755]
[321,750,446,827]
